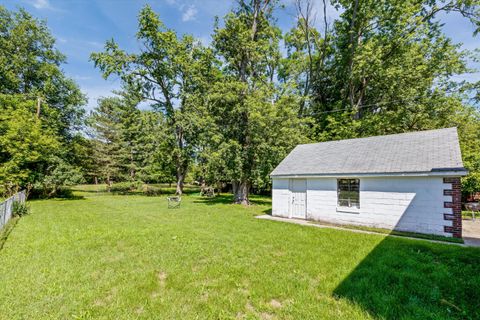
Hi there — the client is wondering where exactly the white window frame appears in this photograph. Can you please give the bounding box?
[336,178,361,213]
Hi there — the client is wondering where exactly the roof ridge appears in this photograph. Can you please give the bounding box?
[298,127,457,147]
[271,127,464,176]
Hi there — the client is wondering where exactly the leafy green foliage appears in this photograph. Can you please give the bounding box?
[33,157,85,198]
[86,0,480,200]
[0,94,60,195]
[88,96,176,188]
[207,1,309,203]
[12,201,29,217]
[0,6,86,197]
[91,5,217,195]
[0,6,85,136]
[283,0,480,193]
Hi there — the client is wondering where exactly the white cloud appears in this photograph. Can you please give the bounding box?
[29,0,64,12]
[182,5,198,22]
[31,0,52,10]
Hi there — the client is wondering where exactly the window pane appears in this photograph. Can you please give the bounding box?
[337,179,360,208]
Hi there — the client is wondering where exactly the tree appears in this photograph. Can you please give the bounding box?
[91,5,217,195]
[281,0,329,118]
[0,6,85,138]
[134,110,176,184]
[88,97,129,188]
[210,0,308,204]
[307,0,480,140]
[0,94,60,196]
[0,6,86,196]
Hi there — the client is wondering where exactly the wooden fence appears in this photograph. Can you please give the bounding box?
[0,191,26,230]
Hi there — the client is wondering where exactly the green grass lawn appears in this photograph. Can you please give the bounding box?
[1,189,480,319]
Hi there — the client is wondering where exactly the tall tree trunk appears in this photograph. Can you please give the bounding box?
[233,180,250,205]
[176,170,185,196]
[174,124,187,195]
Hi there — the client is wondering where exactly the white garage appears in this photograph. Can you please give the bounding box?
[270,128,467,238]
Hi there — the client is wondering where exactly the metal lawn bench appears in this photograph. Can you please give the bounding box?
[465,202,480,221]
[167,196,181,209]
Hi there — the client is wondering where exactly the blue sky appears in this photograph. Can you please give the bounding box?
[2,0,480,111]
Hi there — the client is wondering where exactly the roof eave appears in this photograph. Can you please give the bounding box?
[270,169,468,178]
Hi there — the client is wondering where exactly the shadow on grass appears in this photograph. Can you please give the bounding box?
[28,189,86,201]
[54,195,86,201]
[71,188,200,197]
[194,194,233,205]
[193,194,272,206]
[333,237,480,319]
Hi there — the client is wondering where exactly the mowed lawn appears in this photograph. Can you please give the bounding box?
[1,190,480,319]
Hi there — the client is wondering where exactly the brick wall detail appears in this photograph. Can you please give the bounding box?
[443,177,462,238]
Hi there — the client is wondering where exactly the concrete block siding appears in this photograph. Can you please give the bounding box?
[272,176,456,237]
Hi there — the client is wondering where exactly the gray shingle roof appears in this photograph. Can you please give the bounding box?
[271,127,466,177]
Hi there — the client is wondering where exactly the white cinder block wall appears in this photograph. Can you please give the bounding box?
[272,176,453,236]
[272,178,290,218]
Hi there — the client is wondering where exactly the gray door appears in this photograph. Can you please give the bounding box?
[290,179,307,219]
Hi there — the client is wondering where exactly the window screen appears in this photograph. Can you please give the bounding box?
[337,179,360,208]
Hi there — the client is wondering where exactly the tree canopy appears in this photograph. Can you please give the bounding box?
[0,6,86,196]
[2,1,480,201]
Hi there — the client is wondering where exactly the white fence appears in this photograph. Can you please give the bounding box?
[0,191,26,230]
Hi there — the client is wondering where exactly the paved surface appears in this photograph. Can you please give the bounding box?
[463,219,480,247]
[256,215,480,248]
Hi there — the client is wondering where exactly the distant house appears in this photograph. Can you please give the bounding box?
[270,128,467,238]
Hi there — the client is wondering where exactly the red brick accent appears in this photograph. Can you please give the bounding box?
[443,177,462,238]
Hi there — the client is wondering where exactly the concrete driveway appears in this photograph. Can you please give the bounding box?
[463,219,480,247]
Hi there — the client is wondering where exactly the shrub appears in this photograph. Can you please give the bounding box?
[144,185,163,196]
[110,182,135,193]
[12,201,29,217]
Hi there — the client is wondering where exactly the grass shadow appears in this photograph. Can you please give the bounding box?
[54,195,86,201]
[193,194,272,207]
[194,194,233,205]
[70,186,200,197]
[333,237,480,319]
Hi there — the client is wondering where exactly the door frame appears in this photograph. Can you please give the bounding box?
[289,178,307,219]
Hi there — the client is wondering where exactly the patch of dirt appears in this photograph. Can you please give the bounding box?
[269,299,282,309]
[260,312,275,320]
[93,287,118,307]
[93,299,105,307]
[157,271,167,287]
[245,301,256,312]
[243,300,279,320]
